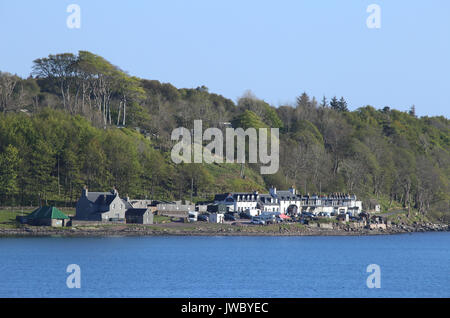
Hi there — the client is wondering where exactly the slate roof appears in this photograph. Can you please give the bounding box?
[214,192,260,202]
[84,191,132,209]
[86,192,117,206]
[123,200,133,209]
[258,194,279,205]
[274,190,299,200]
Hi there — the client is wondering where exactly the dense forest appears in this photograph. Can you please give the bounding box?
[0,51,448,221]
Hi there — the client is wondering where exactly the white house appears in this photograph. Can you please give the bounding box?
[213,192,259,213]
[214,187,363,217]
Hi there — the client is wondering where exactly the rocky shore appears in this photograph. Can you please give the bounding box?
[0,221,448,237]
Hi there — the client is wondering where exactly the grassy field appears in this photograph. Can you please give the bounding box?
[153,215,172,224]
[0,209,31,228]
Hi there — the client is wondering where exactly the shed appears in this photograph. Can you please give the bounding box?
[26,206,70,227]
[209,213,224,223]
[125,208,154,224]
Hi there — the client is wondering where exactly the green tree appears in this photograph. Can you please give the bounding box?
[0,145,19,203]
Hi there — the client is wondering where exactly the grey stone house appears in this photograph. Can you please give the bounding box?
[75,187,132,221]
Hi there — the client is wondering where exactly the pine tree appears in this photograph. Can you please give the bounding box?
[330,96,339,111]
[320,96,328,108]
[409,105,416,117]
[338,97,349,112]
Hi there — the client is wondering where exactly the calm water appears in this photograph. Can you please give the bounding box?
[0,233,449,298]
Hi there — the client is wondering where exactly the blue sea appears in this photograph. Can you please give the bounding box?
[0,232,449,297]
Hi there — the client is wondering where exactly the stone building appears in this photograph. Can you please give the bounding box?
[125,208,154,224]
[75,187,132,221]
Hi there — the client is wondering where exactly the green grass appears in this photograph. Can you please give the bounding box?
[153,215,171,224]
[0,209,32,228]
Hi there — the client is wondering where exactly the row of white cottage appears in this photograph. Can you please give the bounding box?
[213,187,363,217]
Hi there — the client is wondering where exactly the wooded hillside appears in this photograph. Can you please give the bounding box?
[0,51,448,221]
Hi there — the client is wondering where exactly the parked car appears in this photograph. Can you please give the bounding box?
[224,213,237,221]
[251,217,265,225]
[230,212,240,219]
[188,211,198,222]
[197,214,209,222]
[239,212,252,219]
[301,212,315,218]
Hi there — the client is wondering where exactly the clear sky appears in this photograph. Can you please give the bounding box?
[0,0,449,117]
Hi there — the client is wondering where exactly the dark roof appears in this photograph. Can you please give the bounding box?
[126,208,151,216]
[28,206,69,220]
[258,195,279,205]
[122,199,133,209]
[214,194,228,202]
[86,192,117,205]
[215,192,260,202]
[274,191,298,200]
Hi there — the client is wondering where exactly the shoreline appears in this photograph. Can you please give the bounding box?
[0,222,448,238]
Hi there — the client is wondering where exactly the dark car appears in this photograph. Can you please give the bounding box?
[197,214,209,222]
[301,212,315,218]
[239,212,251,219]
[224,213,237,221]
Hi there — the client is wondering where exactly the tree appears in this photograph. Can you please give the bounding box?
[330,96,339,111]
[409,105,416,117]
[179,164,214,200]
[32,53,78,112]
[320,96,328,108]
[0,145,19,203]
[0,72,19,113]
[338,97,349,112]
[329,96,348,112]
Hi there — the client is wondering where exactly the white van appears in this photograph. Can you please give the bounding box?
[188,211,198,222]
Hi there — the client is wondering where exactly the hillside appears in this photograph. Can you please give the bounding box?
[0,51,449,222]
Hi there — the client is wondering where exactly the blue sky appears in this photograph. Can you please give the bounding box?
[0,0,449,117]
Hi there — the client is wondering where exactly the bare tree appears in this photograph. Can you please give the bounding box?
[0,72,19,113]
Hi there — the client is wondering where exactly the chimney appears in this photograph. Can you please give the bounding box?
[269,186,277,196]
[289,186,296,195]
[111,186,118,196]
[82,186,88,197]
